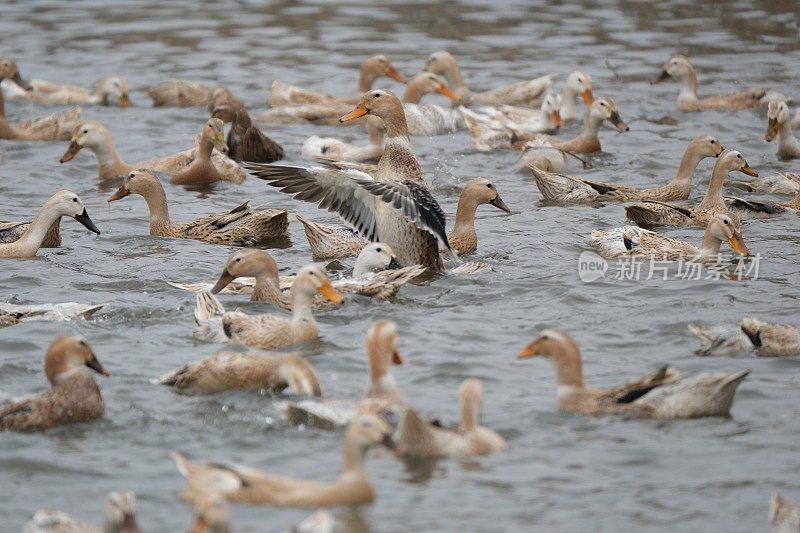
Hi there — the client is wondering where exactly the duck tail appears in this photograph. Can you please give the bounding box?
[194,291,224,326]
[394,407,437,457]
[170,451,193,478]
[279,356,323,397]
[740,317,764,348]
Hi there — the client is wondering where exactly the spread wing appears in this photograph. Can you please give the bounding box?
[244,163,380,241]
[355,179,451,250]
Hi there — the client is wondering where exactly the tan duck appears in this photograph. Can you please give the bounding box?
[173,413,395,507]
[771,493,800,532]
[23,490,140,533]
[654,55,775,112]
[266,54,405,107]
[281,320,406,428]
[295,213,369,260]
[730,172,799,195]
[146,81,243,108]
[158,350,322,396]
[559,71,594,122]
[0,57,29,91]
[0,88,80,142]
[0,334,109,431]
[765,100,800,159]
[624,150,757,228]
[400,72,463,136]
[394,378,506,458]
[169,118,242,185]
[0,190,100,258]
[3,71,130,107]
[530,134,723,204]
[689,318,800,358]
[186,491,230,533]
[301,115,385,164]
[591,213,750,261]
[60,119,245,182]
[247,90,454,272]
[423,50,553,106]
[193,264,343,350]
[0,302,103,328]
[0,218,61,248]
[517,328,749,418]
[458,92,562,136]
[211,103,284,163]
[448,178,510,255]
[206,244,423,307]
[107,170,287,245]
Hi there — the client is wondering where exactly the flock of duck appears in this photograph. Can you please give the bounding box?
[2,50,800,532]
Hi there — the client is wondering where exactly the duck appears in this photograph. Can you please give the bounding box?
[0,334,109,431]
[301,115,385,164]
[422,50,553,106]
[206,245,423,307]
[158,350,322,396]
[517,328,749,418]
[0,87,80,142]
[23,490,139,533]
[0,57,29,91]
[448,178,511,255]
[211,103,284,163]
[106,170,287,245]
[281,320,406,428]
[730,172,799,195]
[624,150,758,228]
[0,218,61,247]
[394,378,506,458]
[399,72,463,136]
[771,493,800,533]
[0,301,103,328]
[654,54,775,112]
[60,119,245,182]
[458,92,562,136]
[146,81,244,108]
[3,72,129,107]
[591,213,750,261]
[294,213,369,260]
[689,318,800,358]
[530,134,724,204]
[173,413,395,507]
[0,190,100,258]
[465,96,626,162]
[246,90,454,272]
[765,100,800,159]
[266,54,405,107]
[169,118,244,185]
[193,264,343,350]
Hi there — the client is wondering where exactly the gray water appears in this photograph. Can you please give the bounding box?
[2,1,800,531]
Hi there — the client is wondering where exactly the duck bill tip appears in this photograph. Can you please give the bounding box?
[392,350,404,365]
[210,270,235,294]
[340,105,369,123]
[740,164,758,177]
[60,141,82,163]
[437,85,461,102]
[652,70,670,84]
[517,347,537,359]
[581,89,593,105]
[386,67,405,83]
[118,93,130,107]
[319,282,343,304]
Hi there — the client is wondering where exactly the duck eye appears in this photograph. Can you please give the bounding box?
[373,93,380,98]
[486,183,493,188]
[710,140,715,144]
[723,218,729,225]
[129,173,135,178]
[737,154,742,158]
[72,197,78,203]
[376,247,382,252]
[82,129,88,134]
[235,258,241,262]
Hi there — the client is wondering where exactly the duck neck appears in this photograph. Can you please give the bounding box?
[778,120,800,154]
[290,287,315,323]
[697,229,723,257]
[460,395,479,432]
[15,200,63,254]
[669,143,705,188]
[94,137,132,179]
[366,116,384,145]
[551,343,585,389]
[197,136,214,161]
[0,90,5,118]
[677,70,699,104]
[560,86,579,121]
[138,182,172,234]
[357,65,380,93]
[449,193,480,243]
[696,163,729,212]
[341,439,366,472]
[252,271,282,303]
[442,61,465,90]
[402,79,428,104]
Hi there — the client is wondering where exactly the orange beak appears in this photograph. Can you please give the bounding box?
[60,140,82,163]
[191,517,209,533]
[436,83,461,102]
[385,66,405,83]
[392,350,404,365]
[765,118,779,142]
[739,163,758,177]
[210,269,235,294]
[728,232,750,256]
[318,279,343,304]
[118,93,130,107]
[581,88,593,106]
[517,340,542,359]
[549,110,562,128]
[340,103,369,123]
[107,186,131,202]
